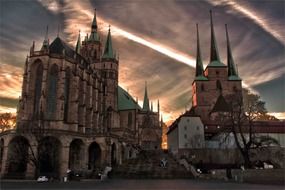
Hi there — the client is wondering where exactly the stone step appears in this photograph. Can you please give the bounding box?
[112,151,194,179]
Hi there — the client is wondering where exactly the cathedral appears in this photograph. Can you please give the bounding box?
[0,10,162,179]
[191,10,242,127]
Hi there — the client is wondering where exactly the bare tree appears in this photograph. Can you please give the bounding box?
[225,89,269,168]
[0,113,16,132]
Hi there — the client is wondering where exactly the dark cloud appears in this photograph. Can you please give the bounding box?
[0,97,18,108]
[0,0,284,120]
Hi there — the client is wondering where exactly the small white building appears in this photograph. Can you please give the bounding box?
[167,112,205,155]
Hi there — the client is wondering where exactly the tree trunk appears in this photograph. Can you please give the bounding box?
[242,149,251,168]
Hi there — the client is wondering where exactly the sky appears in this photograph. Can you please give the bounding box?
[0,0,284,124]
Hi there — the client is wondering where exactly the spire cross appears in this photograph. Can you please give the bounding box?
[57,24,60,37]
[45,25,49,40]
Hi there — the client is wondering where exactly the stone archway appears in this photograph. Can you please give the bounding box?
[6,136,30,179]
[88,141,101,170]
[121,144,125,163]
[38,136,61,178]
[111,143,117,166]
[68,139,85,171]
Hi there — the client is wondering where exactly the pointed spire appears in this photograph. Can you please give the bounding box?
[157,99,160,115]
[226,24,241,80]
[30,41,35,54]
[92,8,98,32]
[160,115,163,128]
[41,25,49,50]
[89,9,100,41]
[75,30,81,54]
[24,55,29,74]
[195,23,207,80]
[210,10,220,62]
[85,33,89,42]
[207,10,224,67]
[143,81,150,111]
[102,25,115,59]
[151,101,153,112]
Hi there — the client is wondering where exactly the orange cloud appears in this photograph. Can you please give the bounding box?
[0,64,23,99]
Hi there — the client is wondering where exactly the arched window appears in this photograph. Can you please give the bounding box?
[46,64,59,119]
[201,84,205,91]
[33,63,43,115]
[233,86,237,92]
[216,80,222,92]
[64,67,71,122]
[128,112,132,128]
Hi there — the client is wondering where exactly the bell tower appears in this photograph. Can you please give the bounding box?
[101,26,119,111]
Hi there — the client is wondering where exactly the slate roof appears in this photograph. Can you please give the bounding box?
[211,94,230,113]
[49,37,89,68]
[118,86,141,111]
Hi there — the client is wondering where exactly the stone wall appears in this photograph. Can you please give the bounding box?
[175,147,285,168]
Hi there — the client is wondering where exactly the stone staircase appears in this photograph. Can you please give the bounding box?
[111,150,194,179]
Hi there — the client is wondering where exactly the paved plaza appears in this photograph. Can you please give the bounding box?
[1,179,284,190]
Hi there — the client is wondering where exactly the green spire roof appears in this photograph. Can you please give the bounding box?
[75,31,81,54]
[92,9,98,30]
[208,10,225,67]
[143,82,150,111]
[102,26,115,59]
[41,25,49,50]
[226,24,241,81]
[195,24,208,81]
[89,9,100,42]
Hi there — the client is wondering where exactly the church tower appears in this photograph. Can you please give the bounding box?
[101,26,119,112]
[191,11,242,123]
[80,9,102,63]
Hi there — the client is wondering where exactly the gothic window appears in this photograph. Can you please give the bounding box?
[233,86,237,92]
[94,50,97,59]
[33,62,43,115]
[128,112,132,128]
[103,84,107,96]
[216,80,222,92]
[64,67,71,122]
[201,84,205,91]
[109,72,114,79]
[102,71,106,78]
[46,64,59,119]
[216,71,219,76]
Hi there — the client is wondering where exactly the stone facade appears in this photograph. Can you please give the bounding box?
[0,10,161,179]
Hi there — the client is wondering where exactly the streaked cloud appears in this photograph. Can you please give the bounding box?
[208,0,285,45]
[0,0,284,124]
[0,64,22,99]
